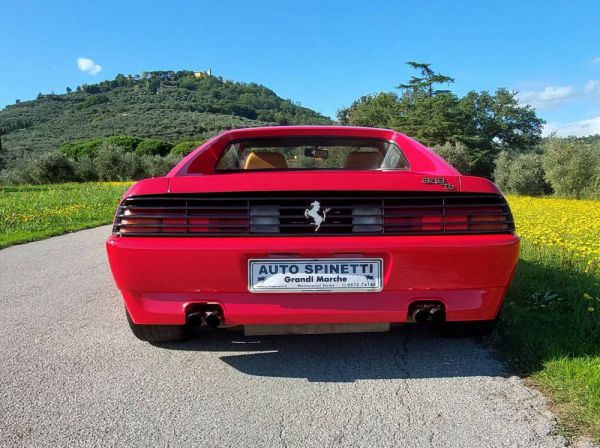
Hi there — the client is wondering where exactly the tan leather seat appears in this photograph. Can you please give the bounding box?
[344,151,383,169]
[243,151,288,170]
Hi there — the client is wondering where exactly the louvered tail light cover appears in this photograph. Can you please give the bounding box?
[113,192,515,236]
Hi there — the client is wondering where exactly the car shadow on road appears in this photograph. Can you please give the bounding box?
[156,325,508,382]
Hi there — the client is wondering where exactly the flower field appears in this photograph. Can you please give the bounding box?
[0,182,132,248]
[503,196,600,441]
[508,196,600,273]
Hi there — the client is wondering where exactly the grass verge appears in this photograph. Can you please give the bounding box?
[499,196,600,441]
[0,182,131,249]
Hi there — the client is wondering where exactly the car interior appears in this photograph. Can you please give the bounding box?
[243,150,385,170]
[243,151,289,170]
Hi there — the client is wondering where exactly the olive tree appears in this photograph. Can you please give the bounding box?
[432,142,473,174]
[95,143,141,181]
[493,151,546,196]
[26,151,76,184]
[493,151,512,193]
[542,138,595,198]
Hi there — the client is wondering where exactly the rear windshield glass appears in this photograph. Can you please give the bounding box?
[215,137,409,171]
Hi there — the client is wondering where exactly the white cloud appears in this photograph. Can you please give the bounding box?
[585,80,600,97]
[537,85,574,101]
[518,85,574,109]
[591,56,600,66]
[77,57,102,75]
[543,116,600,137]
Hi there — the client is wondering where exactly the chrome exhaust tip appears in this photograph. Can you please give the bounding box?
[430,308,446,323]
[413,308,430,323]
[187,312,205,327]
[205,311,222,328]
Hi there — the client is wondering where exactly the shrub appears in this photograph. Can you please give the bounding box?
[432,142,473,174]
[542,137,596,198]
[61,135,142,159]
[73,155,98,181]
[506,152,546,195]
[82,84,102,94]
[170,140,204,157]
[60,139,103,159]
[95,144,141,181]
[23,152,76,184]
[134,139,172,156]
[140,154,182,178]
[180,77,198,91]
[493,151,546,195]
[493,151,512,192]
[0,168,26,185]
[103,135,142,153]
[588,141,600,198]
[75,94,109,110]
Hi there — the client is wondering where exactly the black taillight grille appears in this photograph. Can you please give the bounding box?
[113,192,515,236]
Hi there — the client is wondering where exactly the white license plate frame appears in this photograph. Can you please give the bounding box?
[248,258,383,293]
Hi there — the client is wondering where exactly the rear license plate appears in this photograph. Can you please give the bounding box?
[248,258,383,293]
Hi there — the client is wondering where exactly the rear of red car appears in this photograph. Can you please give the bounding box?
[106,126,519,342]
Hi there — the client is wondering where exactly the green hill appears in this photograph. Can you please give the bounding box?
[0,70,332,170]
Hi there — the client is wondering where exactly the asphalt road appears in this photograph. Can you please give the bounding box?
[0,226,569,447]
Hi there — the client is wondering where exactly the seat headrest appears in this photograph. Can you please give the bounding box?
[243,151,288,170]
[343,151,383,169]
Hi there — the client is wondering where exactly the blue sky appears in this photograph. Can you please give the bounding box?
[1,0,600,135]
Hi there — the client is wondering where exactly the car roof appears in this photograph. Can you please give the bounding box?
[170,125,464,178]
[218,125,397,140]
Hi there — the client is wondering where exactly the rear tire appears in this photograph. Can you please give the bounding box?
[434,319,498,338]
[126,311,188,343]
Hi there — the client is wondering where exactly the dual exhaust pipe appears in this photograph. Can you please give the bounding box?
[188,303,442,328]
[187,310,223,328]
[412,303,446,323]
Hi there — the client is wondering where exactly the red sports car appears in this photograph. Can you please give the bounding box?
[106,126,519,342]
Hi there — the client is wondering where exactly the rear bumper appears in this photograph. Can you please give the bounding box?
[106,234,519,325]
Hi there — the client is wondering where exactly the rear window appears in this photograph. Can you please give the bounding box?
[215,137,409,171]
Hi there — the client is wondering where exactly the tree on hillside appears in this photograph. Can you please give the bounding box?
[394,92,465,147]
[338,62,544,178]
[397,62,455,97]
[0,126,5,171]
[336,92,399,128]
